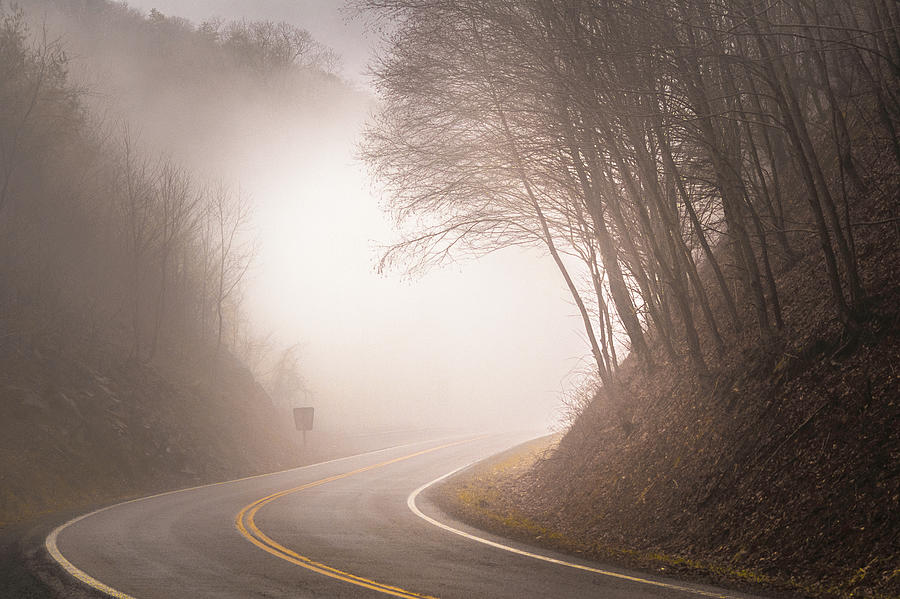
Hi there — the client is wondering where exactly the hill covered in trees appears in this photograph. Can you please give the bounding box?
[0,0,357,524]
[360,0,899,596]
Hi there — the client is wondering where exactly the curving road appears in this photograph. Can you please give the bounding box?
[47,434,765,599]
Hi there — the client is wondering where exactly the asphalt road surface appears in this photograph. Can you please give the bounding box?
[47,434,766,599]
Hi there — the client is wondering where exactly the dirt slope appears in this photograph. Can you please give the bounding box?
[437,163,899,597]
[0,315,302,525]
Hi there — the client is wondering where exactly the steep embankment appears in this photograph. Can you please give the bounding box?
[0,318,301,525]
[0,1,348,528]
[437,168,899,596]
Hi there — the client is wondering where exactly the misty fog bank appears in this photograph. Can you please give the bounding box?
[10,0,589,433]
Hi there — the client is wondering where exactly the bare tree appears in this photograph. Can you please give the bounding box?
[359,0,897,409]
[0,7,77,216]
[209,183,254,353]
[115,126,157,361]
[146,159,199,358]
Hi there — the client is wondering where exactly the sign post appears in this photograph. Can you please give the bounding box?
[293,406,314,449]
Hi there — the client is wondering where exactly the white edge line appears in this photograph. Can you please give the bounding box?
[45,437,450,599]
[406,465,748,599]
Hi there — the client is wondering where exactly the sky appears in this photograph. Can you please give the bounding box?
[119,0,592,433]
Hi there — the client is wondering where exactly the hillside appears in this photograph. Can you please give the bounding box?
[434,150,899,597]
[355,2,900,597]
[1,0,897,596]
[0,315,302,525]
[0,1,345,526]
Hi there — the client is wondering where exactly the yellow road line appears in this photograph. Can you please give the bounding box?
[407,465,751,599]
[45,438,442,598]
[235,438,481,599]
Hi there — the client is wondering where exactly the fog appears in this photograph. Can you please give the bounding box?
[117,0,378,88]
[20,0,592,434]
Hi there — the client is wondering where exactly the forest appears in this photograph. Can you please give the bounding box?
[1,1,340,365]
[0,0,897,596]
[360,1,899,596]
[363,0,898,400]
[0,0,356,524]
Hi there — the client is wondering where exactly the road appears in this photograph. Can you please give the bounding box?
[47,434,765,599]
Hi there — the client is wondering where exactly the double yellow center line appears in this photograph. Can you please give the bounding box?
[235,438,476,598]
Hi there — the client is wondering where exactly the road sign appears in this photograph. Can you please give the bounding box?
[293,407,314,431]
